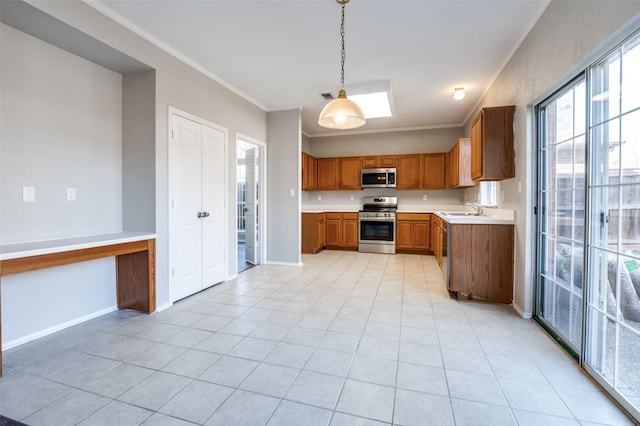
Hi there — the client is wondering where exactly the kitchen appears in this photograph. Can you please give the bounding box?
[1,0,640,424]
[301,106,516,304]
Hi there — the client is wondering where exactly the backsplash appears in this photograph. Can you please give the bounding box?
[301,188,464,208]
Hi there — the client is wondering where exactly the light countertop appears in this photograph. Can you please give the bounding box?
[0,232,157,260]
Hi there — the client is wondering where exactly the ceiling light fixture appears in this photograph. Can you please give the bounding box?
[453,87,466,101]
[318,0,365,130]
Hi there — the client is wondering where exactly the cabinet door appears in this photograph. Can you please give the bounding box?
[396,154,421,189]
[421,153,445,189]
[317,158,339,190]
[379,155,397,167]
[302,152,317,190]
[339,157,361,190]
[471,113,483,180]
[361,156,378,168]
[396,221,414,249]
[414,221,430,250]
[342,218,359,247]
[449,144,459,188]
[325,217,341,246]
[317,215,326,249]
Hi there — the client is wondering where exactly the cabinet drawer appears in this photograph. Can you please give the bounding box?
[325,212,342,220]
[342,212,359,220]
[396,213,430,221]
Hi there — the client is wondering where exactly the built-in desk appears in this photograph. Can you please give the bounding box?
[0,232,157,376]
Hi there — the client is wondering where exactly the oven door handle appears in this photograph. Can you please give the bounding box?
[358,217,396,222]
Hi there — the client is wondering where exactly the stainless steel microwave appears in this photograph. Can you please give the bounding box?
[361,168,397,188]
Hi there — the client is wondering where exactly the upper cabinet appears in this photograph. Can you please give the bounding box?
[361,155,397,168]
[421,153,446,189]
[396,154,421,190]
[317,158,339,190]
[449,138,476,188]
[339,157,361,190]
[301,152,317,190]
[471,105,516,181]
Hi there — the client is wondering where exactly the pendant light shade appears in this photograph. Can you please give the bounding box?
[318,0,365,130]
[318,89,366,129]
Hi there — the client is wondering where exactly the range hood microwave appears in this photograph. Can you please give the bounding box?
[361,168,396,188]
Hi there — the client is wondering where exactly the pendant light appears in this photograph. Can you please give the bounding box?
[318,0,366,130]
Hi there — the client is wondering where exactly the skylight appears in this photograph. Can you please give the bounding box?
[345,80,394,119]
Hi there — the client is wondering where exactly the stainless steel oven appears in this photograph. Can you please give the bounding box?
[358,197,397,254]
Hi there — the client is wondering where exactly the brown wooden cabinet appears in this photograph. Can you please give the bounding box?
[421,153,446,189]
[396,213,431,252]
[431,215,445,266]
[396,154,421,189]
[339,157,361,190]
[449,138,475,188]
[301,152,317,190]
[301,213,326,254]
[317,158,339,190]
[471,105,516,181]
[449,223,514,303]
[325,212,359,249]
[361,155,396,168]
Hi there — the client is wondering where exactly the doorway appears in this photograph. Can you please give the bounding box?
[236,136,265,274]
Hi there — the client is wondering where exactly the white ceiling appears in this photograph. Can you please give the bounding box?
[93,0,550,137]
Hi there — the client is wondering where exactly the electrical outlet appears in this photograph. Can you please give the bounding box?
[422,194,428,201]
[518,181,522,194]
[350,195,355,201]
[67,188,76,201]
[318,195,322,201]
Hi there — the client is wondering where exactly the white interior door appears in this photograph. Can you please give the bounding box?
[245,146,258,264]
[170,115,203,301]
[201,124,226,286]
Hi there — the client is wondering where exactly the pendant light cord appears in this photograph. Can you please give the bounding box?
[340,2,346,89]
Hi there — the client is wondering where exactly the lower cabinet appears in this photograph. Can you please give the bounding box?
[326,212,359,249]
[301,213,326,254]
[396,213,431,252]
[449,223,514,303]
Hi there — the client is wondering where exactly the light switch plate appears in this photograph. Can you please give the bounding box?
[289,188,295,197]
[67,187,76,201]
[23,186,35,202]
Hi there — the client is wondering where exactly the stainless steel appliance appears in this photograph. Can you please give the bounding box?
[360,168,396,189]
[358,196,397,254]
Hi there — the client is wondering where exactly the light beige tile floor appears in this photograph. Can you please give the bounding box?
[0,251,635,425]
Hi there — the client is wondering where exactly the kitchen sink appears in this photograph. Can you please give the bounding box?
[439,211,478,216]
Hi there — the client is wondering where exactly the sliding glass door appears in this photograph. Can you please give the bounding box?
[584,31,640,415]
[537,29,640,420]
[537,77,586,354]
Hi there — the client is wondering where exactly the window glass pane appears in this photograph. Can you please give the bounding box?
[591,51,621,125]
[543,144,557,190]
[587,247,613,315]
[480,181,497,206]
[575,81,587,136]
[618,254,640,333]
[591,118,621,185]
[617,325,640,408]
[585,308,616,385]
[620,109,640,179]
[590,185,620,250]
[541,191,556,235]
[574,135,586,186]
[622,32,640,114]
[556,89,575,142]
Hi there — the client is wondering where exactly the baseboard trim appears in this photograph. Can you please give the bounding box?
[155,302,172,312]
[3,305,118,350]
[512,302,532,319]
[265,260,303,266]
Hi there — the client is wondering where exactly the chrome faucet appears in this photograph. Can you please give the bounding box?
[465,202,484,216]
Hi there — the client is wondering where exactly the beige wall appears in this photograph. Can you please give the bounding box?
[307,127,464,157]
[463,1,640,316]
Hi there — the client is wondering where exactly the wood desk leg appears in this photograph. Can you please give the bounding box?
[115,240,156,313]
